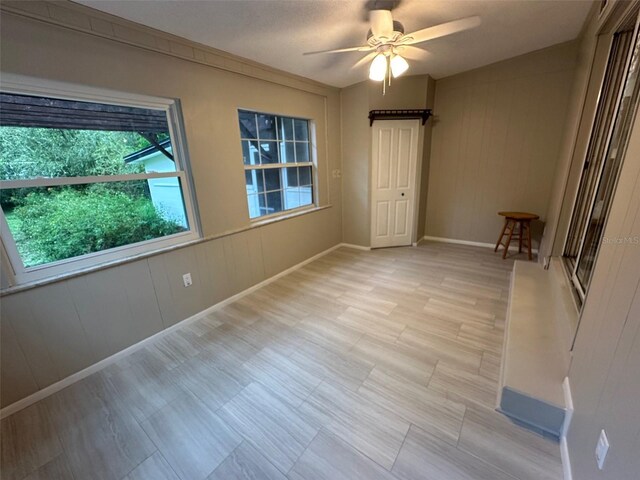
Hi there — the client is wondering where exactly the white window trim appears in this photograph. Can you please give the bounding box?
[0,74,201,286]
[238,109,318,221]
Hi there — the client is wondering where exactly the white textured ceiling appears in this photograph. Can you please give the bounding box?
[77,0,593,88]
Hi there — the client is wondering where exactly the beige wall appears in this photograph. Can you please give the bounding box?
[417,77,437,239]
[341,82,370,246]
[425,42,578,246]
[341,75,434,246]
[0,4,342,407]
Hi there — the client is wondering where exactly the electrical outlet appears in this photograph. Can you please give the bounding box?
[595,429,609,470]
[332,169,342,178]
[182,273,192,287]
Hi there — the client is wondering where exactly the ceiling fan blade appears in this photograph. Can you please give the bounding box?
[402,16,481,45]
[396,45,430,61]
[303,45,372,55]
[370,9,394,38]
[351,52,377,70]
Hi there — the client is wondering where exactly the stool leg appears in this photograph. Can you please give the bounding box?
[518,220,523,253]
[527,221,533,261]
[503,220,515,259]
[495,219,509,252]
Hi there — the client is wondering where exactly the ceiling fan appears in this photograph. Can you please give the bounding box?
[304,9,481,92]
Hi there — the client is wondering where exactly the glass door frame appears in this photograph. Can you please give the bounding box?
[562,8,640,304]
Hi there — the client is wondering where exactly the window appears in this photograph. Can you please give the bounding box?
[0,89,199,284]
[563,13,640,301]
[238,110,314,219]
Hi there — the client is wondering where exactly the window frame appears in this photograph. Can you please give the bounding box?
[562,8,640,304]
[238,109,317,221]
[0,74,201,286]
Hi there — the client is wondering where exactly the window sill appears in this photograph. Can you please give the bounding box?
[249,205,319,226]
[1,204,332,296]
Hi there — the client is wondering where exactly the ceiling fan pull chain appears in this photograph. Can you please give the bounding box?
[383,56,390,95]
[381,56,385,95]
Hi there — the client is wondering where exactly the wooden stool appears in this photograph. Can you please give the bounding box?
[494,212,539,260]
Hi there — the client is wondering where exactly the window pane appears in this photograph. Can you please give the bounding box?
[295,142,310,163]
[285,167,299,187]
[238,110,258,139]
[0,129,175,180]
[242,140,260,165]
[264,168,282,191]
[0,94,177,181]
[0,180,188,268]
[266,190,283,214]
[245,169,265,194]
[239,112,314,220]
[279,117,294,141]
[294,119,309,141]
[300,186,313,206]
[247,193,261,219]
[258,192,268,216]
[299,166,312,186]
[280,141,295,163]
[259,141,278,164]
[284,187,301,210]
[257,114,277,140]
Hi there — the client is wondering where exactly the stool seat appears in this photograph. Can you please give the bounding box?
[498,212,540,221]
[495,211,538,260]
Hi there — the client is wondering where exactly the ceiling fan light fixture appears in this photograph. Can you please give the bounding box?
[390,54,409,78]
[369,53,387,81]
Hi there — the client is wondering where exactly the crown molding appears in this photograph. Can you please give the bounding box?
[0,0,338,97]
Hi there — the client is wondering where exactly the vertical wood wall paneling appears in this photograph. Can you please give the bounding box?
[2,292,59,389]
[147,247,209,328]
[416,76,436,239]
[24,281,97,379]
[67,264,146,361]
[426,42,578,246]
[0,316,39,406]
[340,82,371,247]
[567,97,640,479]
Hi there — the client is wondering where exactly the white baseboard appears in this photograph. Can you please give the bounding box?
[423,235,539,254]
[561,377,574,437]
[0,242,345,420]
[340,243,371,251]
[561,436,573,480]
[414,236,428,246]
[561,376,574,480]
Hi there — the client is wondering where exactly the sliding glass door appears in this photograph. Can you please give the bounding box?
[564,12,640,301]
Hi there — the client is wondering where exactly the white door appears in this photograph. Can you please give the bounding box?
[371,120,419,248]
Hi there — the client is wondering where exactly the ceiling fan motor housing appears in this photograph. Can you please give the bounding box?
[367,20,405,42]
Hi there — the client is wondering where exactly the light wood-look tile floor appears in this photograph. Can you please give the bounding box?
[1,243,562,480]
